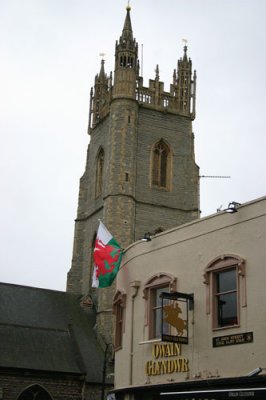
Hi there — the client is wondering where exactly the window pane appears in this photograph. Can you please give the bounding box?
[217,292,238,326]
[96,149,104,197]
[152,141,169,188]
[152,150,160,185]
[160,150,167,187]
[154,307,162,338]
[217,269,236,293]
[150,285,169,339]
[155,287,166,306]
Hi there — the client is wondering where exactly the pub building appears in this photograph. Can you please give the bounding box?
[109,197,266,400]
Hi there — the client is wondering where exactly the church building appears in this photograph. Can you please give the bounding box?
[67,5,199,346]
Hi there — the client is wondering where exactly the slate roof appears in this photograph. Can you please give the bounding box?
[0,282,104,382]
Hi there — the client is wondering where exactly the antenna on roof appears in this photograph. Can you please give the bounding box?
[141,44,143,77]
[200,175,231,179]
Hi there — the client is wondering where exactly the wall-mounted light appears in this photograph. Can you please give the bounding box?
[247,367,263,376]
[141,232,152,242]
[224,201,241,213]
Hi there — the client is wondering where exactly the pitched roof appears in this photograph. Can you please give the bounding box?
[0,282,104,382]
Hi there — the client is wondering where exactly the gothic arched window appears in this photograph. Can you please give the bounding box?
[90,232,97,288]
[17,385,53,400]
[151,140,171,189]
[95,147,104,198]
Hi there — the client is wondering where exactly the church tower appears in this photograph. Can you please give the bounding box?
[67,6,199,344]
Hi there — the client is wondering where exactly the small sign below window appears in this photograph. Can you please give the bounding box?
[160,292,194,344]
[213,332,253,348]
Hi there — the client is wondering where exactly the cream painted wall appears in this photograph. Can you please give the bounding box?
[114,196,266,389]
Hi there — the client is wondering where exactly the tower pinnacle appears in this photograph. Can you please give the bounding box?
[121,3,133,42]
[113,5,138,98]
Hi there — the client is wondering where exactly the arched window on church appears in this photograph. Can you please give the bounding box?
[95,147,104,198]
[17,384,53,400]
[90,232,97,288]
[151,140,171,189]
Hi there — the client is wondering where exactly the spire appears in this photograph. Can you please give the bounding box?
[113,4,138,98]
[181,39,188,61]
[155,64,160,81]
[121,4,133,44]
[98,58,106,83]
[90,58,110,129]
[183,45,188,61]
[175,44,195,117]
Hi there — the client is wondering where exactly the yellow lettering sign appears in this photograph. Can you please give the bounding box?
[152,343,181,359]
[145,357,189,376]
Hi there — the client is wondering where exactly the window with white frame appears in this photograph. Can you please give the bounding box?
[204,255,246,330]
[143,273,176,339]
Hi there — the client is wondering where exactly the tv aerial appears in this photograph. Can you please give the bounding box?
[199,175,231,179]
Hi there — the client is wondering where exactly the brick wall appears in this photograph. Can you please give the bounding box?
[0,370,104,400]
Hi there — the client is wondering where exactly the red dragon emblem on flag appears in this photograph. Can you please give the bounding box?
[93,239,122,278]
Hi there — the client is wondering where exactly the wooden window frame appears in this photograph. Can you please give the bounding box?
[143,273,176,340]
[113,289,127,351]
[204,255,246,331]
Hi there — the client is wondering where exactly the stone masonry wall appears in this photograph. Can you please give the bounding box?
[0,371,84,400]
[134,107,199,238]
[67,95,199,347]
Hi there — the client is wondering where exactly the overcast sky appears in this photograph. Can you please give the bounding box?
[1,0,266,291]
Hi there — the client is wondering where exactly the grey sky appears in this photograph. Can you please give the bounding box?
[1,0,265,291]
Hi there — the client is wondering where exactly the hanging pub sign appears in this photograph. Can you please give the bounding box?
[160,292,194,344]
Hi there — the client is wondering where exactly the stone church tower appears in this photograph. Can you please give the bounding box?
[67,6,199,344]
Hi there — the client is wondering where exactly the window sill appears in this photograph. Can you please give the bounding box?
[151,185,170,192]
[138,338,162,345]
[212,324,240,332]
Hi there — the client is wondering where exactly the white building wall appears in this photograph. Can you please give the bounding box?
[114,196,266,389]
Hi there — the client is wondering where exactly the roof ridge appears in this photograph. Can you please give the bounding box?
[0,322,68,333]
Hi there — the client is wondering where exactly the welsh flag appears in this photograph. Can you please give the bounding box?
[92,221,123,288]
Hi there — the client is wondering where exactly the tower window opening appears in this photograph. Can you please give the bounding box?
[152,140,171,189]
[95,148,104,197]
[163,97,169,108]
